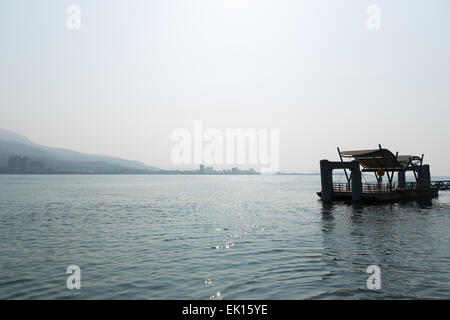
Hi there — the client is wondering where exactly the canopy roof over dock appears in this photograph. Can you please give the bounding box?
[336,145,425,189]
[339,148,422,170]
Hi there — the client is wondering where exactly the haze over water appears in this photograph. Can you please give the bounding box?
[1,175,450,299]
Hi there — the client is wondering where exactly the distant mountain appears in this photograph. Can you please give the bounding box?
[0,128,34,146]
[0,128,159,173]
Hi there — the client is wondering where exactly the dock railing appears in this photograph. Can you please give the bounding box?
[332,183,352,193]
[430,181,450,190]
[332,182,419,194]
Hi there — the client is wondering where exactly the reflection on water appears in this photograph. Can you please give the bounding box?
[1,175,450,299]
[319,198,450,299]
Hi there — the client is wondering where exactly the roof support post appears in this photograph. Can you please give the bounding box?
[378,144,393,191]
[351,160,362,202]
[409,157,418,182]
[388,152,399,192]
[337,147,350,184]
[374,172,380,183]
[398,170,406,189]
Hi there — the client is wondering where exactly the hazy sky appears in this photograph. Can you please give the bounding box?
[1,0,450,173]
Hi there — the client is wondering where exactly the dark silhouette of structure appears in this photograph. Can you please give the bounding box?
[317,145,441,202]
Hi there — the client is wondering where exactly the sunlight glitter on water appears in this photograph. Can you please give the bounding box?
[1,175,450,299]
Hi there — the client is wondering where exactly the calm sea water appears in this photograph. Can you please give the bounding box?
[1,175,450,299]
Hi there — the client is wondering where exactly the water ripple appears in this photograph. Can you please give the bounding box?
[1,175,450,299]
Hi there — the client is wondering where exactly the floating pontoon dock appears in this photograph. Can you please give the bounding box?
[317,145,446,202]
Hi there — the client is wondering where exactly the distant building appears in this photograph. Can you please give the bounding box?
[7,156,45,173]
[30,160,44,173]
[8,156,23,173]
[199,164,205,173]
